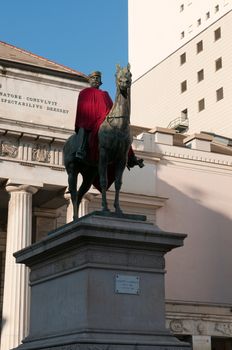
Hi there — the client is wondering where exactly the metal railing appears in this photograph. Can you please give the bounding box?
[167,116,189,132]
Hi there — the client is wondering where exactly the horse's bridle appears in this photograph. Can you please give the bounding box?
[106,115,124,122]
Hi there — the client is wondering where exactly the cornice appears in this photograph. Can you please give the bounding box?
[0,117,72,139]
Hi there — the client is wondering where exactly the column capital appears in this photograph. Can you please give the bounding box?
[6,183,38,195]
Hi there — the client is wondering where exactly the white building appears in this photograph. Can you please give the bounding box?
[130,9,232,138]
[128,0,232,80]
[129,2,232,350]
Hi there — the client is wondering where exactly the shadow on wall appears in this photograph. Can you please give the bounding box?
[0,317,6,335]
[155,157,232,304]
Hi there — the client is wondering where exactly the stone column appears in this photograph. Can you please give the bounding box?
[64,190,73,223]
[192,336,211,350]
[0,184,38,350]
[78,196,90,218]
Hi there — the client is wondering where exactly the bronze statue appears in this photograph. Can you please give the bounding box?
[63,65,143,219]
[98,64,132,213]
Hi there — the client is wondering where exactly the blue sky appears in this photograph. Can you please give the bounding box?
[0,0,128,98]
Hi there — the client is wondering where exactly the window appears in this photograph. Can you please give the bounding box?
[188,25,193,33]
[215,57,222,71]
[181,80,187,93]
[197,18,201,26]
[181,31,185,39]
[206,11,210,19]
[181,109,188,119]
[180,52,186,65]
[197,69,204,82]
[197,40,203,53]
[214,27,221,41]
[198,98,205,112]
[215,4,219,12]
[216,87,224,101]
[180,4,184,12]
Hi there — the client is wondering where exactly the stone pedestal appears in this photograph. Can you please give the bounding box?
[14,212,190,350]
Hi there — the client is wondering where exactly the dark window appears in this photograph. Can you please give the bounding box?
[211,337,232,350]
[216,87,224,101]
[197,69,204,82]
[214,27,221,41]
[198,98,205,112]
[197,40,203,53]
[215,4,219,12]
[197,18,201,26]
[180,4,184,12]
[181,80,187,93]
[181,109,188,118]
[215,57,222,71]
[206,11,210,19]
[181,31,185,39]
[180,52,186,65]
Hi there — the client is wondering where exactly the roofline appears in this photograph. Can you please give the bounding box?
[0,40,87,75]
[0,58,88,83]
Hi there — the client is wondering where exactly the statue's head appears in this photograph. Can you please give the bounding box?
[115,64,132,92]
[88,71,102,88]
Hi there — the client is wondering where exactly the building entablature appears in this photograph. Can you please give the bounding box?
[0,125,66,169]
[166,301,232,339]
[134,130,232,170]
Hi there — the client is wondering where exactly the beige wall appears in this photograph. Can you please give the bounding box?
[152,141,232,304]
[131,11,232,138]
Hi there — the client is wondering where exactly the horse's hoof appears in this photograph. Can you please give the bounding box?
[115,209,123,216]
[101,208,111,216]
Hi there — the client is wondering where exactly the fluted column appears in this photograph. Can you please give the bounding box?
[78,197,90,217]
[64,190,73,223]
[0,184,38,350]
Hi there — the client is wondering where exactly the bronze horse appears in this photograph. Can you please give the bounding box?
[63,64,132,219]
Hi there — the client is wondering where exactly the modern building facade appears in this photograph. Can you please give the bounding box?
[130,9,232,139]
[129,2,232,350]
[1,40,232,350]
[128,0,232,80]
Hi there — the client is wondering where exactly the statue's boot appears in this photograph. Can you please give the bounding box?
[75,128,89,160]
[127,154,144,170]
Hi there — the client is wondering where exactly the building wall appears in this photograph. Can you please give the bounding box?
[0,66,86,130]
[127,133,232,306]
[128,0,232,80]
[131,10,232,138]
[156,145,232,303]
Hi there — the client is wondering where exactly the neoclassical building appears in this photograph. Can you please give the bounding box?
[1,42,232,350]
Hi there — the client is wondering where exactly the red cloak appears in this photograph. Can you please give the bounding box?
[74,87,134,192]
[75,87,113,161]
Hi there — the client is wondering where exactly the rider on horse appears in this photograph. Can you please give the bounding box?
[74,71,143,169]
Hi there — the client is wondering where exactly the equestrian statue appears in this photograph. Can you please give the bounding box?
[63,64,144,219]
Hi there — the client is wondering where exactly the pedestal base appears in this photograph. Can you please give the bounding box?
[14,213,190,350]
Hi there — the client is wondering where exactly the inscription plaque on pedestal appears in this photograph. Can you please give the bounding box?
[115,274,140,295]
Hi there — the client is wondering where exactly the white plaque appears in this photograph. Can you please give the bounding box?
[115,274,140,295]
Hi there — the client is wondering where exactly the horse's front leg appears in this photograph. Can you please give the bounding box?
[77,167,98,217]
[99,147,109,212]
[67,162,78,220]
[114,159,126,215]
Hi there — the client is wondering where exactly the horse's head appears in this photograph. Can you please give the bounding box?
[115,64,132,93]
